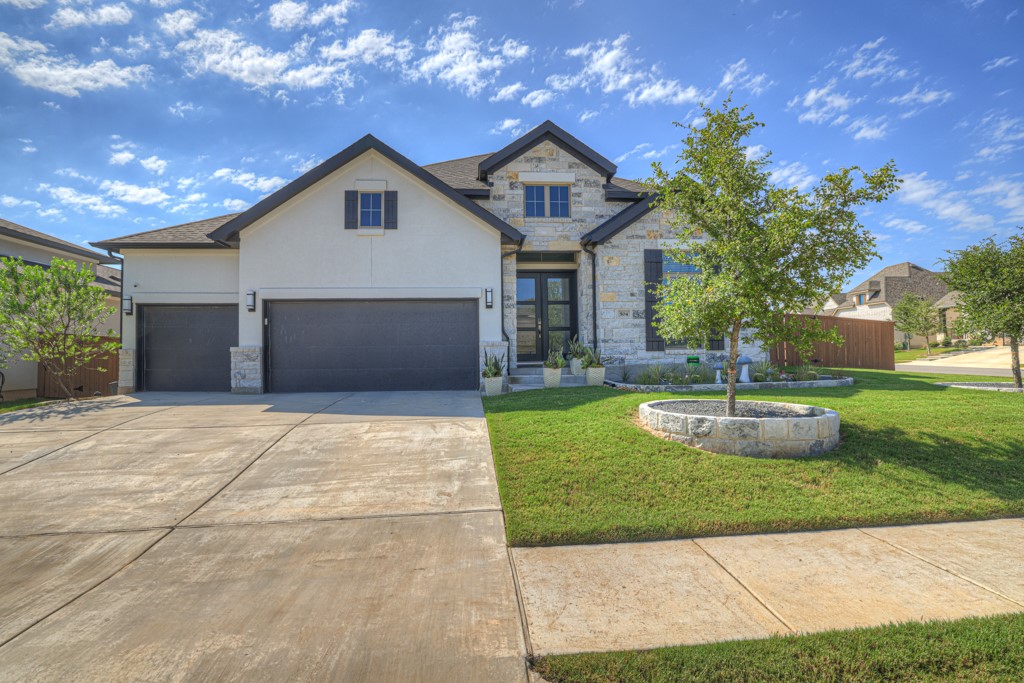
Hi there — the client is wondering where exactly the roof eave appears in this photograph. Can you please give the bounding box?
[477,120,617,182]
[581,194,659,246]
[90,241,230,252]
[2,226,120,264]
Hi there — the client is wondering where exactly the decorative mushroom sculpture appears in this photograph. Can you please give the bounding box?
[713,361,724,384]
[736,355,753,383]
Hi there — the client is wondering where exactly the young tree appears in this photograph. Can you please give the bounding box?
[940,230,1024,388]
[650,98,900,416]
[0,257,119,400]
[890,293,943,355]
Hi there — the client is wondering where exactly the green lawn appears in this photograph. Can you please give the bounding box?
[483,369,1024,547]
[534,612,1024,683]
[894,347,941,363]
[0,398,52,414]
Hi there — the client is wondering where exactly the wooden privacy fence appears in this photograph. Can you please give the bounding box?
[36,337,120,398]
[769,315,895,371]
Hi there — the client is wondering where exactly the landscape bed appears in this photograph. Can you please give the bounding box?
[606,377,854,392]
[482,369,1024,547]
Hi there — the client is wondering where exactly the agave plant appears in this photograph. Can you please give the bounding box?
[481,351,505,378]
[582,346,604,368]
[567,335,586,359]
[544,347,567,369]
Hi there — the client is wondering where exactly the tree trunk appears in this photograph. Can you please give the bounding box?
[726,320,742,417]
[924,333,931,356]
[1011,336,1022,389]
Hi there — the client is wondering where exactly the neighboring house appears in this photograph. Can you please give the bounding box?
[0,217,121,400]
[92,121,764,395]
[934,291,962,343]
[815,262,948,347]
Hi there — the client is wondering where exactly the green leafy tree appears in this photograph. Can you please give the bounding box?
[649,98,899,415]
[890,293,943,355]
[940,230,1024,388]
[0,257,120,399]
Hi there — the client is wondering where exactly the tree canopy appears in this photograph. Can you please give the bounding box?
[890,293,943,355]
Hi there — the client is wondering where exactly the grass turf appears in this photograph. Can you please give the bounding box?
[533,612,1024,683]
[894,348,943,363]
[0,398,52,414]
[483,369,1024,547]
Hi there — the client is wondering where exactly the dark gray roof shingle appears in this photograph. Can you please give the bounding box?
[92,214,240,249]
[1,216,119,263]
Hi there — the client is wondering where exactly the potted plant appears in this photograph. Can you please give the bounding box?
[543,348,566,388]
[568,336,586,376]
[481,350,505,397]
[583,347,606,386]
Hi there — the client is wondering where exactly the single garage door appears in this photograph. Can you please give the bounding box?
[138,305,238,391]
[266,299,479,392]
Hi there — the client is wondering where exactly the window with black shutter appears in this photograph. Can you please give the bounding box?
[644,249,665,351]
[344,190,358,229]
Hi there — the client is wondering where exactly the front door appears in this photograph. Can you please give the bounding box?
[516,272,577,363]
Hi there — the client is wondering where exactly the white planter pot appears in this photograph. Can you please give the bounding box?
[483,376,503,397]
[543,367,562,389]
[585,366,606,386]
[570,358,584,375]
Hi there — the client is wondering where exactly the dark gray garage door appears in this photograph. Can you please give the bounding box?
[138,305,238,391]
[266,300,479,392]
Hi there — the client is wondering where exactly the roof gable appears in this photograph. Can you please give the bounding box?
[208,135,522,244]
[2,216,118,264]
[477,120,617,182]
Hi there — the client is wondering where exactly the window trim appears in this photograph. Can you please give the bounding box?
[661,254,723,350]
[358,191,383,228]
[523,184,572,219]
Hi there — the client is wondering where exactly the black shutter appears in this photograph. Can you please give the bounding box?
[344,191,357,229]
[384,190,398,229]
[644,249,665,352]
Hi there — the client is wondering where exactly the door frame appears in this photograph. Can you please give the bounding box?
[515,270,578,364]
[136,303,238,392]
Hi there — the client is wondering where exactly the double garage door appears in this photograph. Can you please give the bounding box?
[138,300,479,392]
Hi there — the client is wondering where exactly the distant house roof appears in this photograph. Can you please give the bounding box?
[92,263,122,296]
[92,214,239,250]
[934,290,960,309]
[1,216,119,264]
[834,262,948,309]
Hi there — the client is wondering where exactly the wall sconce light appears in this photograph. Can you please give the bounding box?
[246,290,257,312]
[485,288,493,308]
[122,296,133,316]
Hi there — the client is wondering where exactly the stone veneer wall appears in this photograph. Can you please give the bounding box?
[230,346,263,394]
[117,348,135,394]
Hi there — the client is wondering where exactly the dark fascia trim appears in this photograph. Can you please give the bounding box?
[603,185,646,201]
[2,225,120,264]
[580,194,659,246]
[477,120,617,182]
[207,134,523,244]
[89,241,229,253]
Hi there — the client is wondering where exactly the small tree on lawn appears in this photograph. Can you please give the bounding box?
[890,293,943,355]
[649,98,900,416]
[940,229,1024,388]
[0,257,120,400]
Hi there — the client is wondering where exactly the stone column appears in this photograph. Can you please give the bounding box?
[117,348,135,394]
[230,346,263,394]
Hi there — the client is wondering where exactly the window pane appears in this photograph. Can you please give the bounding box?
[359,192,382,226]
[547,304,571,327]
[546,277,570,301]
[516,277,536,302]
[525,186,545,217]
[517,305,537,332]
[549,185,570,218]
[517,330,537,356]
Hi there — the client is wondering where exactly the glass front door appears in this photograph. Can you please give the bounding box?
[516,271,577,363]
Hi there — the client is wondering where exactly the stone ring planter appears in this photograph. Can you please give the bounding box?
[935,382,1024,393]
[639,399,840,458]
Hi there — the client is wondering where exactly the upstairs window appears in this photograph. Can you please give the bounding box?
[524,185,571,218]
[857,293,865,305]
[359,192,382,227]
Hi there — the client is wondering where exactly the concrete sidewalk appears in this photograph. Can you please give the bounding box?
[511,518,1024,655]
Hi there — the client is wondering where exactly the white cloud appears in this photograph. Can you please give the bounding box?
[744,144,767,160]
[521,88,554,107]
[21,143,36,153]
[0,0,47,8]
[213,167,288,194]
[109,150,135,165]
[489,81,525,102]
[139,155,167,175]
[970,112,1024,161]
[787,78,859,124]
[840,36,912,83]
[100,180,170,205]
[614,142,651,164]
[982,55,1018,71]
[882,217,928,234]
[718,58,774,96]
[641,144,678,160]
[971,177,1024,222]
[578,109,599,122]
[0,32,151,97]
[414,14,528,97]
[897,172,993,231]
[321,29,413,68]
[222,198,248,211]
[157,9,200,36]
[887,84,953,107]
[625,78,702,107]
[552,33,644,94]
[285,153,320,173]
[268,0,353,30]
[36,207,64,220]
[770,161,816,191]
[489,118,523,135]
[176,176,197,190]
[168,101,199,117]
[47,3,133,30]
[1,194,41,208]
[845,116,890,140]
[39,183,126,216]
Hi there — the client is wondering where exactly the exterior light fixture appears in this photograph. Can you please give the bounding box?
[122,296,133,316]
[246,290,257,312]
[485,288,493,308]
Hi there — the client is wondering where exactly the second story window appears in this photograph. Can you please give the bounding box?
[524,185,571,218]
[360,192,382,227]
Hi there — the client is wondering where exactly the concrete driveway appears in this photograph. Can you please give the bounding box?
[0,392,527,682]
[899,346,1017,378]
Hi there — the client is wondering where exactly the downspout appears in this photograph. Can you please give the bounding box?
[500,237,525,374]
[582,241,598,348]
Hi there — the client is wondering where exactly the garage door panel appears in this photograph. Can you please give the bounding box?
[140,305,237,392]
[267,300,478,392]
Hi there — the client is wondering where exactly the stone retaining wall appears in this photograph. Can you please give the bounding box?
[610,377,855,392]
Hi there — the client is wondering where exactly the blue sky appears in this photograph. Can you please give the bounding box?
[0,0,1021,288]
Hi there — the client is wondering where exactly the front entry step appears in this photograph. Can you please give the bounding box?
[508,368,588,386]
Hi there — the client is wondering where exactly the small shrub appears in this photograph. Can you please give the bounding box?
[637,364,666,385]
[752,372,766,383]
[941,338,952,347]
[619,365,633,383]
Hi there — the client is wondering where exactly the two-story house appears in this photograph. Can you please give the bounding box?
[93,121,763,394]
